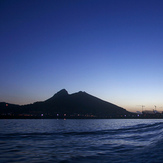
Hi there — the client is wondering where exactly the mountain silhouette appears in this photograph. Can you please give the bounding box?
[0,89,130,118]
[45,89,69,102]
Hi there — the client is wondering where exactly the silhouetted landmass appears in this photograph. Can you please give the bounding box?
[0,89,163,119]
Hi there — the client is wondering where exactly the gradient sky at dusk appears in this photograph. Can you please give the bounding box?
[1,0,163,112]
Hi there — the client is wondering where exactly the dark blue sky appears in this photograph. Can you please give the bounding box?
[1,0,163,111]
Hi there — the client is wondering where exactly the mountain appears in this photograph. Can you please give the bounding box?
[0,89,130,118]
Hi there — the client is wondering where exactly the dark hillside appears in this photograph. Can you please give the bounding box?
[0,89,129,118]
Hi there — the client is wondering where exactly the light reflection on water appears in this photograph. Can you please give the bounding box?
[0,119,163,162]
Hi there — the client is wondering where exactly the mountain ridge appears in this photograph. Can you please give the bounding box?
[0,89,130,118]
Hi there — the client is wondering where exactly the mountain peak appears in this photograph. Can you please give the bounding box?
[78,91,86,94]
[54,89,68,97]
[45,89,68,102]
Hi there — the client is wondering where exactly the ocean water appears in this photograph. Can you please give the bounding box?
[0,119,163,163]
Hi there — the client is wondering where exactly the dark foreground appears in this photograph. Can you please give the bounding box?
[0,119,163,163]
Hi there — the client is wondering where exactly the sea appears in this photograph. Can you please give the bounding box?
[0,119,163,163]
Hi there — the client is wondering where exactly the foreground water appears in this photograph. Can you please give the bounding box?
[0,119,163,163]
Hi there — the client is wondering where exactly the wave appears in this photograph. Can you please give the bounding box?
[1,120,163,163]
[1,121,163,139]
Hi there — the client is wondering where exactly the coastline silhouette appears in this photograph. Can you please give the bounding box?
[0,89,162,119]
